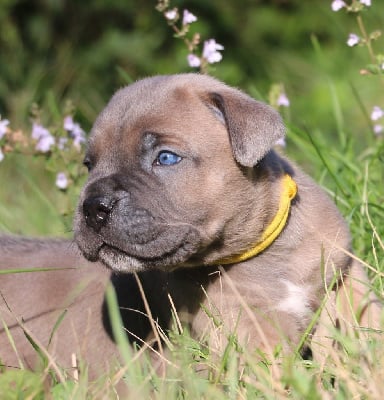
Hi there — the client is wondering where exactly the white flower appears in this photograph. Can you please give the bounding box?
[360,0,371,6]
[183,10,197,25]
[0,148,4,162]
[347,33,360,47]
[203,39,224,64]
[165,9,178,21]
[371,106,384,121]
[331,0,346,11]
[277,93,290,107]
[187,54,201,68]
[55,172,68,189]
[275,137,286,147]
[373,124,383,135]
[0,118,9,140]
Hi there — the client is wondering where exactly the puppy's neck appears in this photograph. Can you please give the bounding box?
[213,173,297,265]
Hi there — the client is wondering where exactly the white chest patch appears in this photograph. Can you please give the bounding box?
[276,281,311,318]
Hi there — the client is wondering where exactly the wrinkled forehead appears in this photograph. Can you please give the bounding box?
[90,78,171,137]
[88,75,228,162]
[88,75,224,147]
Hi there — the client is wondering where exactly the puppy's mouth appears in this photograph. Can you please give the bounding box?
[97,239,197,272]
[76,223,202,273]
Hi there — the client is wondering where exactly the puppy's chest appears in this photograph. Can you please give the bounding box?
[167,267,314,334]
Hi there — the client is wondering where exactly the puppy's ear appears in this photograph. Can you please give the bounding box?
[208,90,285,167]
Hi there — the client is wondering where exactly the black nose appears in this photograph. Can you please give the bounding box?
[83,196,115,232]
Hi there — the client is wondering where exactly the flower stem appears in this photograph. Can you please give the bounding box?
[356,14,376,65]
[356,14,384,86]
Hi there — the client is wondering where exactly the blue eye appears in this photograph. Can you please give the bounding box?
[156,151,182,166]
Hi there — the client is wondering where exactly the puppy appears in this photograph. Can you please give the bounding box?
[0,74,381,378]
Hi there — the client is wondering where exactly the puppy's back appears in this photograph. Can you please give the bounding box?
[0,236,118,377]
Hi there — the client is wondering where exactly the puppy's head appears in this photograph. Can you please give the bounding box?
[74,74,285,272]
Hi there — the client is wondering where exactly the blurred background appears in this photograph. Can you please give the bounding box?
[0,0,383,236]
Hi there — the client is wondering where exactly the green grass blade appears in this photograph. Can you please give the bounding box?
[105,283,133,366]
[0,267,75,275]
[48,309,68,347]
[1,318,24,370]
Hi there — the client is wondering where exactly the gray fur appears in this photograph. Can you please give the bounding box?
[0,74,381,380]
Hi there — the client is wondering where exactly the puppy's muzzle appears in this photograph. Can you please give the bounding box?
[83,196,116,232]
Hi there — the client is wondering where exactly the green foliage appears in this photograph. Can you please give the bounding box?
[0,1,383,133]
[0,370,45,399]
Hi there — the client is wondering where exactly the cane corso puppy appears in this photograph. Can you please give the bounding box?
[0,74,381,378]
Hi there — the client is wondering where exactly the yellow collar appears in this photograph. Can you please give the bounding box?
[214,174,297,265]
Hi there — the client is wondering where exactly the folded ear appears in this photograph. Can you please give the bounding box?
[207,90,285,167]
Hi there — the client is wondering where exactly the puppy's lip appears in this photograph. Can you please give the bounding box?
[98,244,146,272]
[94,229,202,272]
[99,239,188,263]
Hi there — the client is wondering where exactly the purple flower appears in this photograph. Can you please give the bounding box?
[360,0,371,6]
[73,136,86,150]
[63,115,86,149]
[35,134,55,152]
[183,10,197,25]
[0,119,9,140]
[55,172,68,189]
[371,106,384,121]
[347,33,360,47]
[71,124,86,149]
[58,137,68,150]
[32,123,49,140]
[331,0,346,11]
[203,39,224,64]
[32,123,55,152]
[187,54,201,68]
[63,115,75,131]
[277,93,290,107]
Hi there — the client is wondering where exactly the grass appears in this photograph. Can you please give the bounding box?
[0,299,382,399]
